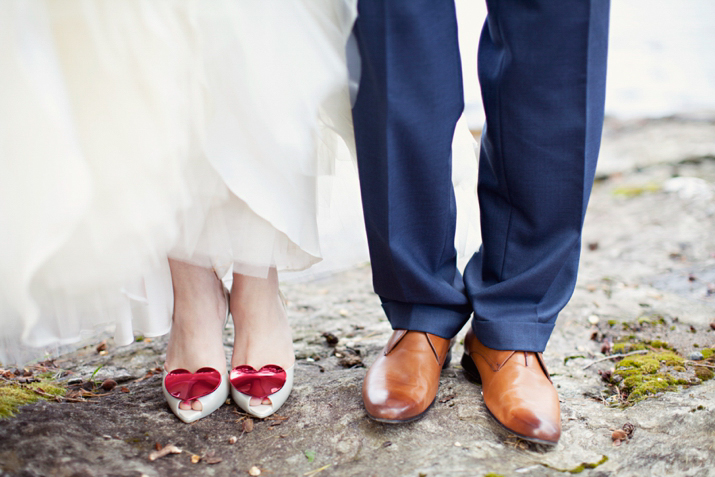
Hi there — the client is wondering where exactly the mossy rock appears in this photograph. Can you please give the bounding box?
[694,367,714,381]
[0,380,66,418]
[615,351,687,402]
[701,348,714,359]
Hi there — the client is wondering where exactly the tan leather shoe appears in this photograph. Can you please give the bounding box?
[462,328,561,444]
[363,330,452,423]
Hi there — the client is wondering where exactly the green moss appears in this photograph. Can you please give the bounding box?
[484,474,505,477]
[701,348,713,359]
[612,343,626,353]
[0,379,66,418]
[618,351,683,370]
[695,367,714,381]
[541,456,609,474]
[612,183,660,197]
[614,351,687,402]
[645,340,670,349]
[607,320,618,327]
[612,342,647,354]
[626,374,679,401]
[569,455,609,474]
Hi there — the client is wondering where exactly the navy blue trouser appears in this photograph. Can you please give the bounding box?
[352,0,610,352]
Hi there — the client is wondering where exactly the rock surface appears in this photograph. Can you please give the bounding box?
[2,116,715,477]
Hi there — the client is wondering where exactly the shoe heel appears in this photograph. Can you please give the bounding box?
[460,353,482,384]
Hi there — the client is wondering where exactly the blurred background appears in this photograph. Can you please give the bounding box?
[456,0,715,128]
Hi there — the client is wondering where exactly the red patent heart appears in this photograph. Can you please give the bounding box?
[164,367,222,401]
[229,365,286,398]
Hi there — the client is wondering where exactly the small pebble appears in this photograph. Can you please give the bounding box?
[710,321,715,330]
[339,309,349,317]
[249,466,262,476]
[588,315,600,325]
[100,379,117,391]
[190,454,201,464]
[611,429,627,441]
[228,436,237,444]
[454,442,462,447]
[322,332,339,347]
[688,351,704,361]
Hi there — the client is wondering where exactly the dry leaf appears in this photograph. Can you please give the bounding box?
[243,419,254,433]
[191,454,201,464]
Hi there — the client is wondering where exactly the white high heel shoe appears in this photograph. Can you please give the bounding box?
[163,286,231,423]
[229,364,294,418]
[163,368,230,423]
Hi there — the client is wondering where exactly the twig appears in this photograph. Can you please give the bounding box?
[304,464,332,476]
[582,350,649,369]
[148,445,182,461]
[686,361,715,369]
[26,386,86,403]
[347,331,382,342]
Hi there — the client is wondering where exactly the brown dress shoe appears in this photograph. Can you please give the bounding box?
[363,330,452,423]
[461,328,561,444]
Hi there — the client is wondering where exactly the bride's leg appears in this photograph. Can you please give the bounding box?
[230,268,295,405]
[165,258,228,411]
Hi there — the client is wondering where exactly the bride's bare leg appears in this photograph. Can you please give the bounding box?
[165,259,227,411]
[230,268,294,405]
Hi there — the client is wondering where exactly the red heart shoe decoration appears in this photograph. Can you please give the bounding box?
[165,367,222,401]
[230,365,286,398]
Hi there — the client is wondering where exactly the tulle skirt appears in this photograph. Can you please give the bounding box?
[0,0,363,363]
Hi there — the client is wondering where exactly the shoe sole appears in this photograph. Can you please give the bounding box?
[365,349,453,424]
[460,353,558,446]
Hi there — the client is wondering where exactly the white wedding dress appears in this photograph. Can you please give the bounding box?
[0,1,480,365]
[0,0,362,363]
